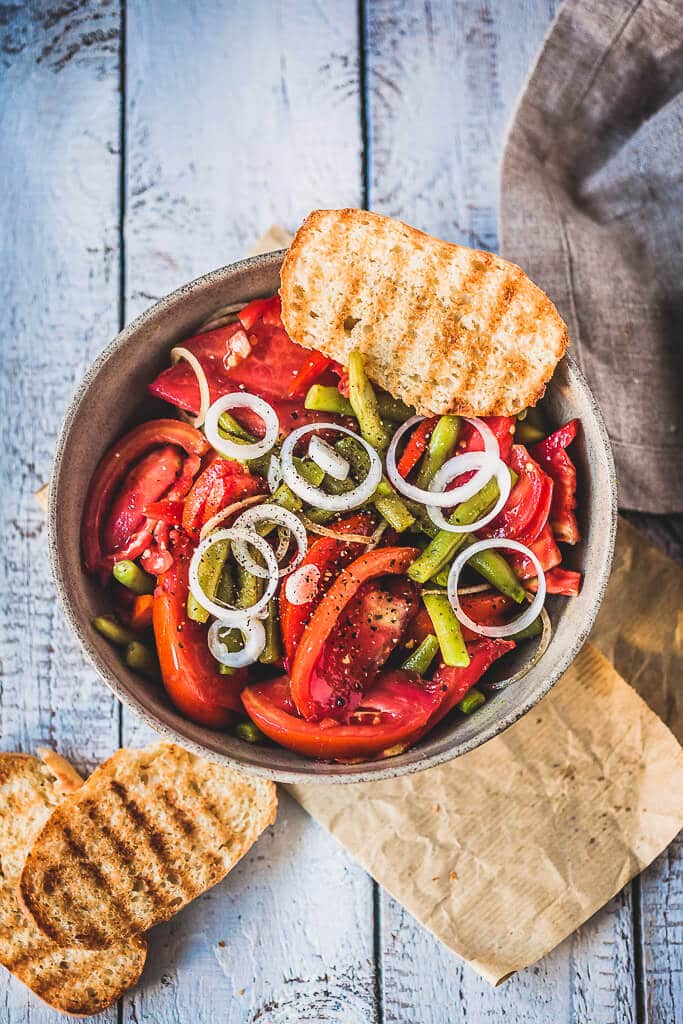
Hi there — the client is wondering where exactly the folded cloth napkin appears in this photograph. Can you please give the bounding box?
[500,0,683,513]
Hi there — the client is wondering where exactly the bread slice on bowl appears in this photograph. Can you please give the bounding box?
[280,208,568,416]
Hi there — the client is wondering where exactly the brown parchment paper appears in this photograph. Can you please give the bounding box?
[289,522,683,983]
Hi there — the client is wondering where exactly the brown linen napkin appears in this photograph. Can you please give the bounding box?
[290,521,683,984]
[499,0,683,513]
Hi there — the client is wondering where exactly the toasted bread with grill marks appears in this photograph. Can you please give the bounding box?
[18,743,277,950]
[0,752,146,1016]
[280,209,568,416]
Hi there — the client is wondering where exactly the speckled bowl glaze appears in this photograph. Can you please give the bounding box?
[49,251,617,784]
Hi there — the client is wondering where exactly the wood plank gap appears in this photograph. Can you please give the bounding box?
[373,880,384,1024]
[631,876,647,1024]
[358,0,370,210]
[117,0,128,755]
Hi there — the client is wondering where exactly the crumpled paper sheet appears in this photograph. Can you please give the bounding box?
[289,523,683,984]
[245,227,683,983]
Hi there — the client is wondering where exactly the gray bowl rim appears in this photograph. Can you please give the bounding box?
[48,251,618,784]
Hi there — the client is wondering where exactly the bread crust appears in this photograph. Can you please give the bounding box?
[280,209,568,416]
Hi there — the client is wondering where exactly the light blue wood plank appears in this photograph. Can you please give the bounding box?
[365,1,638,1020]
[121,2,375,1021]
[0,1,122,1021]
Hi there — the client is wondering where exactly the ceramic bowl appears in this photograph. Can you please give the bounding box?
[49,251,617,783]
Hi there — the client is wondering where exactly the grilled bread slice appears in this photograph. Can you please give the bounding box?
[280,209,568,416]
[19,742,277,949]
[0,751,146,1016]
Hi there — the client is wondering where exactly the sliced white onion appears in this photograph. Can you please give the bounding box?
[208,617,265,668]
[447,538,546,638]
[308,435,350,482]
[231,504,308,578]
[367,521,388,551]
[267,453,283,493]
[204,393,278,461]
[485,606,552,691]
[189,527,278,624]
[427,454,511,533]
[386,416,501,507]
[284,564,321,605]
[170,346,210,428]
[281,422,382,512]
[300,515,374,545]
[199,493,266,542]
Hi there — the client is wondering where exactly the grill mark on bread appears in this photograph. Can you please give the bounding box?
[109,779,195,898]
[60,825,133,941]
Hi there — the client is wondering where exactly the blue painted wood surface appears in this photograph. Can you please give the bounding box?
[0,2,680,1022]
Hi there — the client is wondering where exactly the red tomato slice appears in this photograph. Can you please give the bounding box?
[397,417,438,477]
[153,546,245,728]
[303,578,419,722]
[289,547,419,721]
[507,523,562,580]
[422,638,516,733]
[287,351,332,398]
[526,567,582,596]
[279,513,376,664]
[182,458,266,541]
[407,593,514,647]
[531,420,580,545]
[480,445,553,544]
[241,671,446,761]
[103,445,182,554]
[82,419,209,575]
[457,416,516,464]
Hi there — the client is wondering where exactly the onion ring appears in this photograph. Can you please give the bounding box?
[188,527,278,623]
[170,346,210,428]
[208,618,265,668]
[231,504,308,578]
[427,454,511,532]
[204,393,278,461]
[447,538,546,637]
[281,422,382,512]
[485,607,552,691]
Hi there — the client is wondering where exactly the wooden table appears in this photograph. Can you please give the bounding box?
[1,2,681,1021]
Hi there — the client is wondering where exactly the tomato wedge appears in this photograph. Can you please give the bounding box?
[182,458,266,541]
[287,351,332,398]
[289,547,419,720]
[102,445,183,554]
[303,578,419,721]
[397,417,438,477]
[481,445,553,544]
[407,593,514,647]
[82,419,209,574]
[422,638,516,733]
[458,416,516,464]
[531,420,580,545]
[527,567,582,596]
[507,523,562,580]
[153,546,245,728]
[241,671,446,761]
[279,513,376,664]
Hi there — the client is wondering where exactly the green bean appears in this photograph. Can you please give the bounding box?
[458,688,486,714]
[187,538,230,624]
[374,493,416,532]
[259,600,282,664]
[112,560,155,595]
[466,546,526,603]
[125,641,160,680]
[348,350,391,453]
[215,625,246,675]
[334,437,415,531]
[422,593,469,668]
[233,721,265,744]
[407,476,501,583]
[218,412,256,442]
[305,384,413,423]
[295,456,326,488]
[92,616,137,647]
[305,385,354,417]
[236,563,264,610]
[510,615,543,642]
[515,420,546,444]
[269,482,303,514]
[401,634,440,674]
[416,415,461,488]
[305,508,338,525]
[216,560,235,606]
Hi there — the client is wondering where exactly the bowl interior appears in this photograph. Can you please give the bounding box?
[49,252,617,783]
